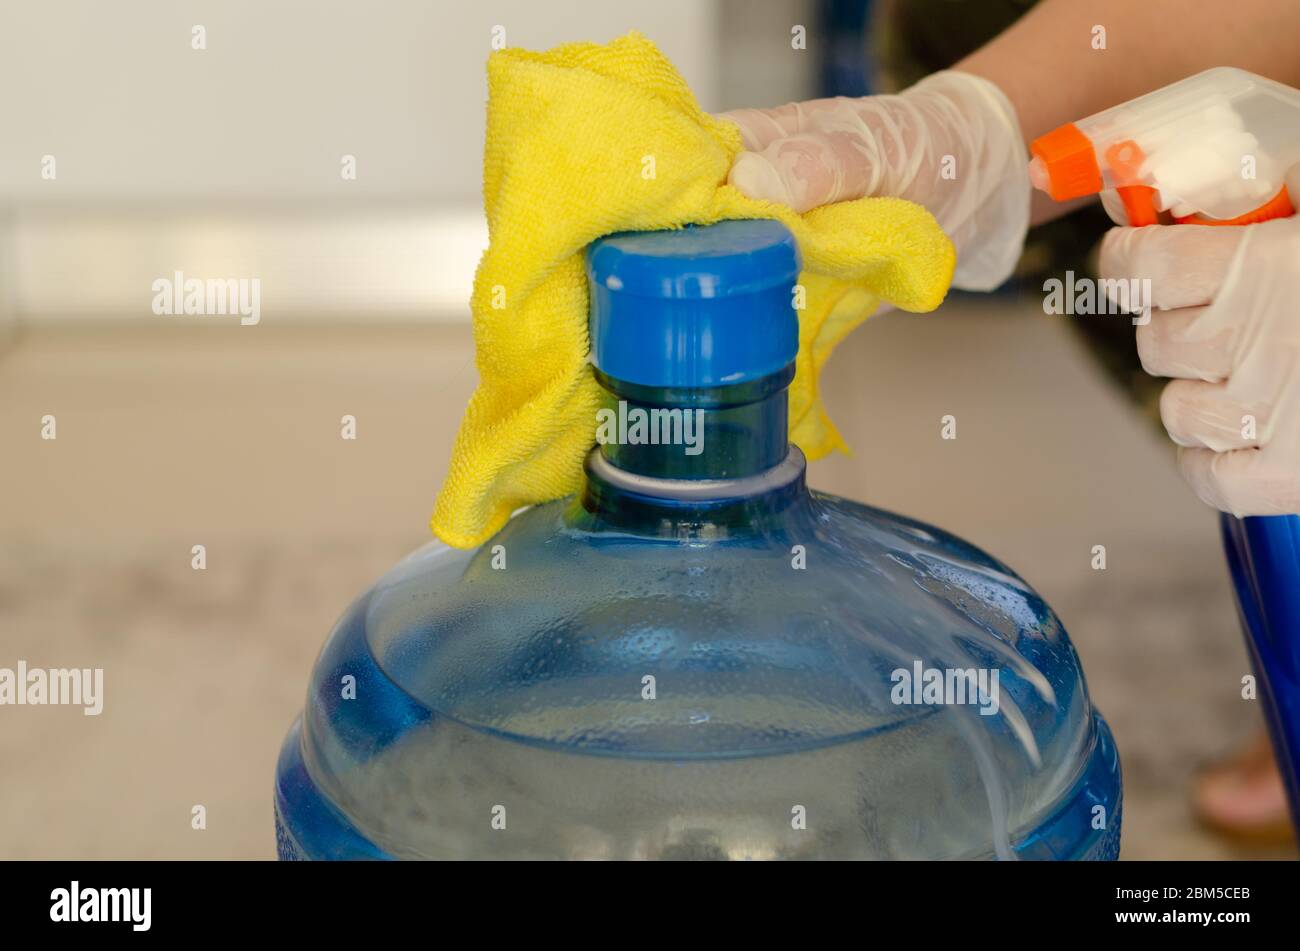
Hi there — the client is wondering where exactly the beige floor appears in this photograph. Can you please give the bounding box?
[0,298,1292,859]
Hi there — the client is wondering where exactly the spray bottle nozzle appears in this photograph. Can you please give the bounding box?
[1029,67,1300,225]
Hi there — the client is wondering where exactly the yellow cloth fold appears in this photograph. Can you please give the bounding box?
[432,32,955,548]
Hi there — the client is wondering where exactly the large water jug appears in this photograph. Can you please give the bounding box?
[275,219,1122,860]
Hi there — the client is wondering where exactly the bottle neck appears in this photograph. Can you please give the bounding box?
[574,364,807,537]
[592,365,793,480]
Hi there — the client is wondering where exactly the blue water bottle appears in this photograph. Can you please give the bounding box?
[275,220,1122,859]
[1222,515,1300,829]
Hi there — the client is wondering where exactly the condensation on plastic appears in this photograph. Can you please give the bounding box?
[276,483,1121,860]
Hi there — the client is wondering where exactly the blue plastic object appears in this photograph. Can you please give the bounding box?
[1221,513,1300,830]
[276,220,1122,860]
[587,220,801,387]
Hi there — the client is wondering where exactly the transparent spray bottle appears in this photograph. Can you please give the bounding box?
[1029,67,1300,828]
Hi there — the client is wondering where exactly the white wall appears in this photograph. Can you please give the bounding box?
[0,0,720,203]
[0,0,825,322]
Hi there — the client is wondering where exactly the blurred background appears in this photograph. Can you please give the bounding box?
[0,0,1289,859]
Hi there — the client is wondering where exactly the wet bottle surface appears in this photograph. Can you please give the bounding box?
[275,220,1122,860]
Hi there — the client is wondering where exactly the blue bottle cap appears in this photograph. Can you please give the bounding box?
[586,219,801,388]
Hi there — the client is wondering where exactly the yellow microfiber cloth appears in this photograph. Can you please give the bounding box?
[432,31,955,549]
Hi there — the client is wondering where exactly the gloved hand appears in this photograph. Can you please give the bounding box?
[722,71,1030,291]
[1099,207,1300,516]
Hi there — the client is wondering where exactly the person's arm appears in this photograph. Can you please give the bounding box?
[958,0,1300,146]
[955,0,1300,225]
[726,0,1300,255]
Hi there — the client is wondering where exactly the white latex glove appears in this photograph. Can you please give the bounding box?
[1099,207,1300,516]
[722,71,1030,292]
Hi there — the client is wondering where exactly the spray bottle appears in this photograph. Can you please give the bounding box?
[1029,67,1300,831]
